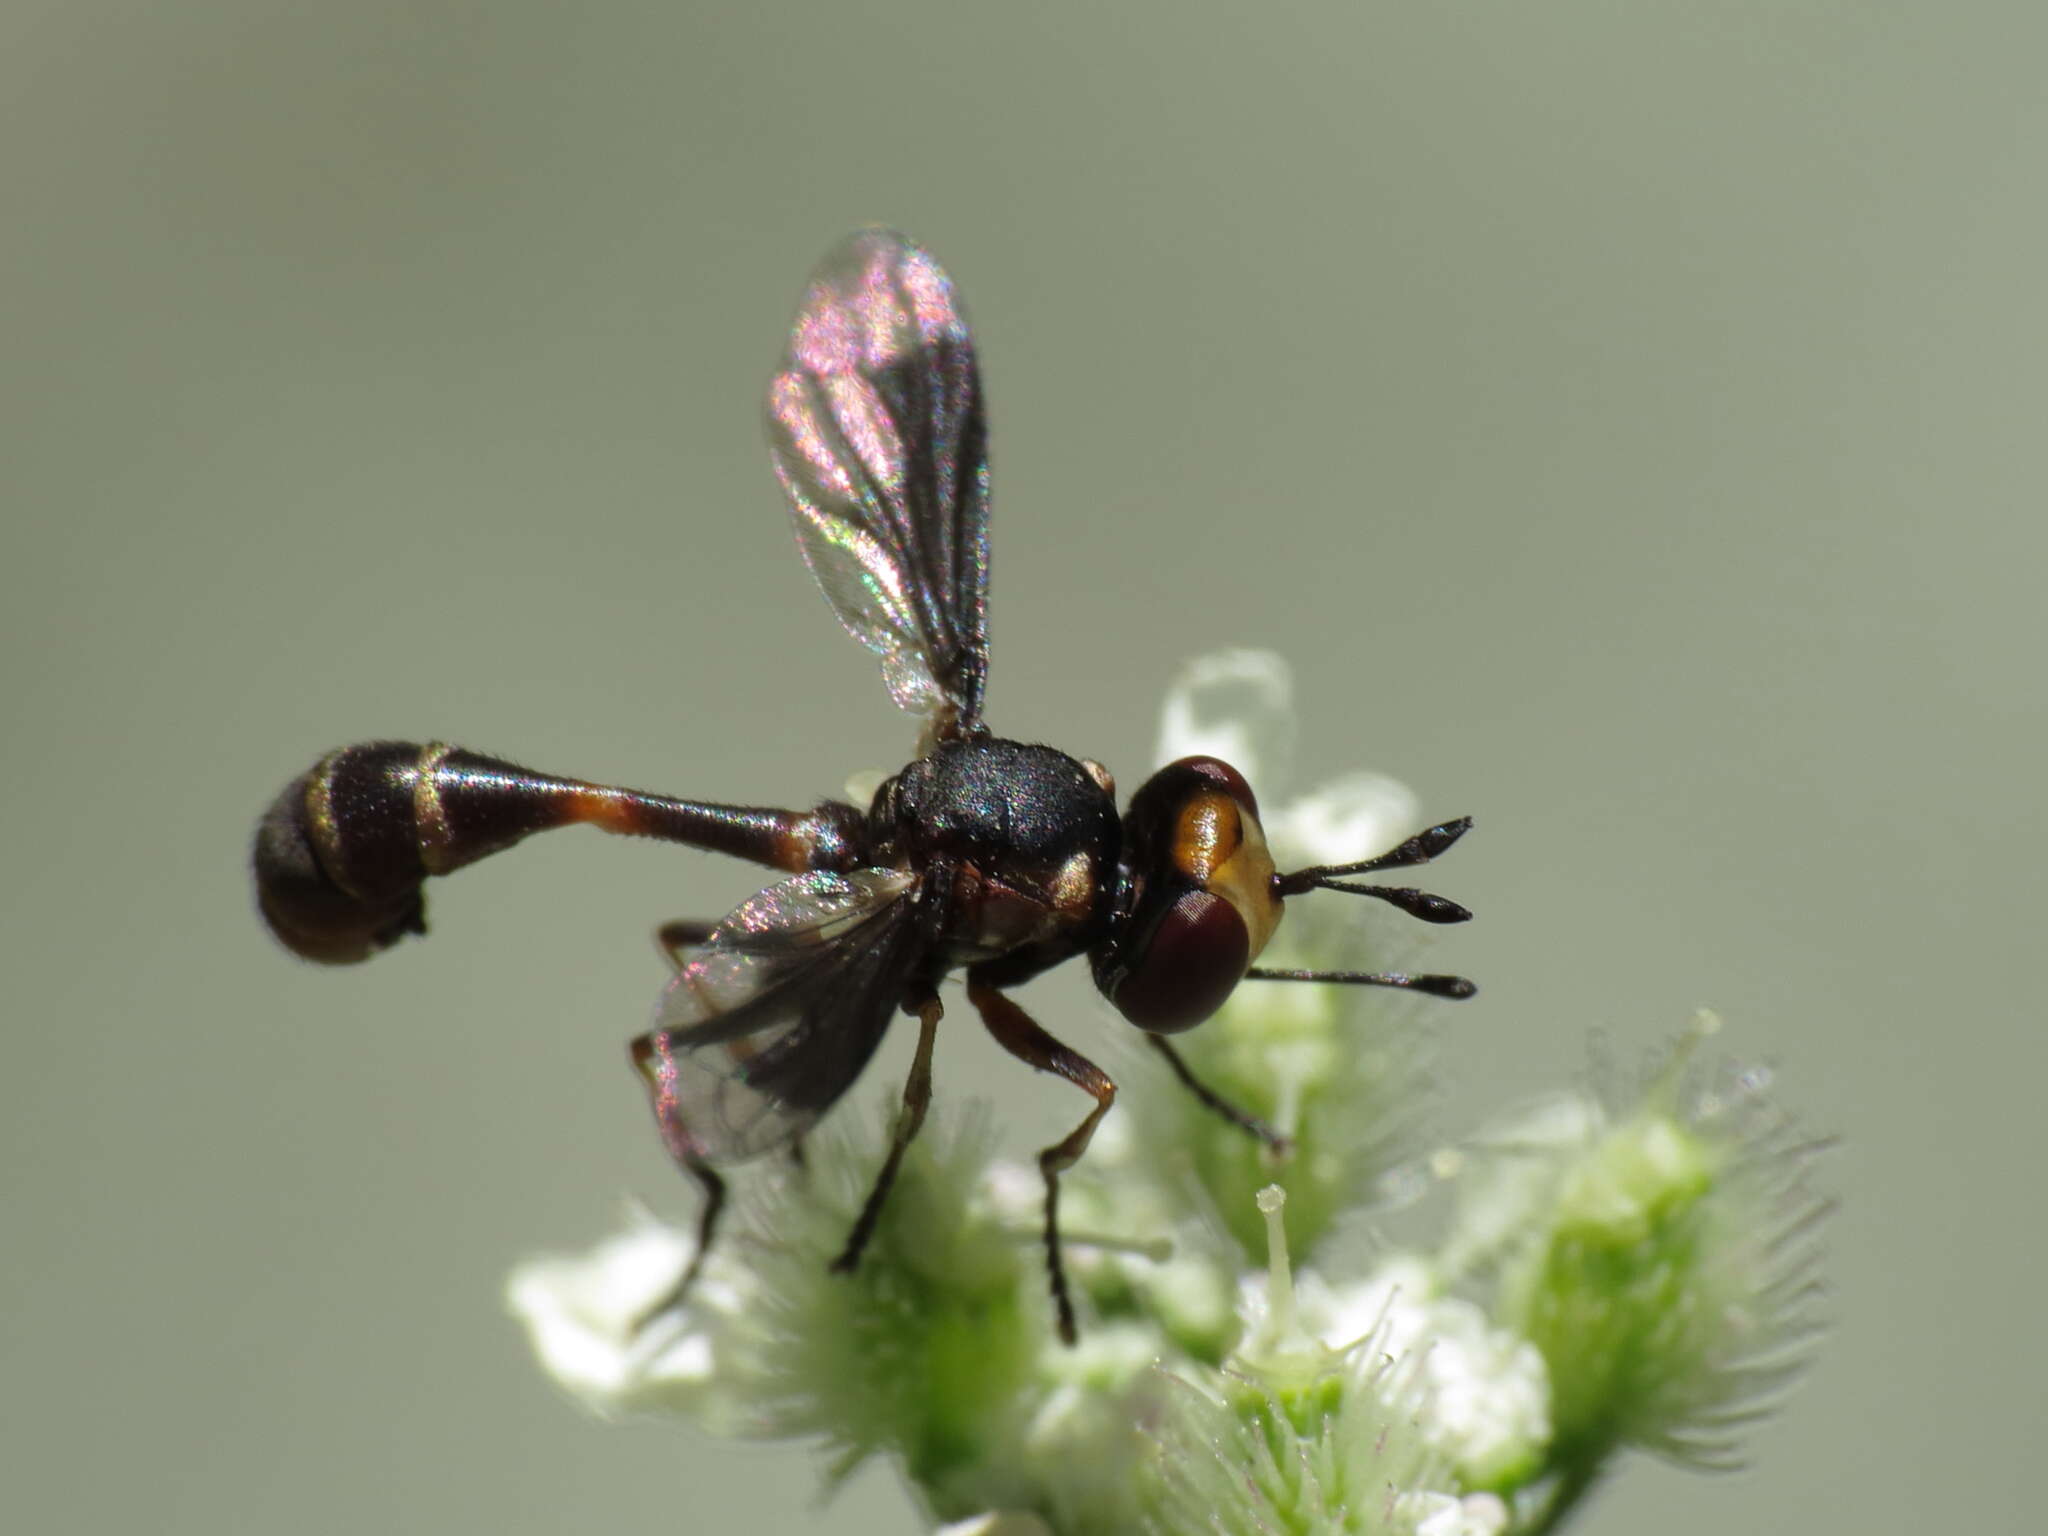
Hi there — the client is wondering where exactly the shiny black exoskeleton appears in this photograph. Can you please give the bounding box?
[872,736,1120,970]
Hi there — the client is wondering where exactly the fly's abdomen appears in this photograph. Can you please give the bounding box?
[256,741,871,965]
[253,741,564,963]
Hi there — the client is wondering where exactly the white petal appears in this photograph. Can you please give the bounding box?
[1306,1258,1549,1487]
[504,1209,739,1423]
[1408,1299,1551,1485]
[1154,650,1296,792]
[1312,1255,1438,1358]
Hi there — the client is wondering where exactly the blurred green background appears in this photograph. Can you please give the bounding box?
[3,2,2039,1531]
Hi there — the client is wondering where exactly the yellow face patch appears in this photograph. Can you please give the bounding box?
[1172,791,1283,962]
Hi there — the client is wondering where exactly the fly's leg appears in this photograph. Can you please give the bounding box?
[966,971,1116,1346]
[830,992,943,1274]
[1145,1033,1292,1157]
[654,919,716,973]
[632,1158,726,1331]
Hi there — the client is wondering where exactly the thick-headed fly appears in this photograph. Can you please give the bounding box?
[252,231,1475,1343]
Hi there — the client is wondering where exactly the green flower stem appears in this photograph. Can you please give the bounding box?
[1519,1458,1605,1536]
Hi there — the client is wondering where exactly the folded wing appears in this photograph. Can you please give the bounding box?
[631,868,924,1166]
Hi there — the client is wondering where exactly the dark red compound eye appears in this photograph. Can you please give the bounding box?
[1109,886,1251,1033]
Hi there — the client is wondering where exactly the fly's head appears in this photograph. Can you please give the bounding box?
[1094,757,1478,1032]
[1092,756,1283,1032]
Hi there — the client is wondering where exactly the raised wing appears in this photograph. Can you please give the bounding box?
[766,230,991,737]
[631,868,924,1167]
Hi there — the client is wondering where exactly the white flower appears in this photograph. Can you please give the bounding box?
[504,1203,774,1435]
[1400,1298,1550,1490]
[1155,648,1300,794]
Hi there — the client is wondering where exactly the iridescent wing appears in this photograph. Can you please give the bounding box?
[766,230,990,738]
[631,868,925,1167]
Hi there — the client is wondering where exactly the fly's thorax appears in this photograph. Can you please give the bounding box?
[879,737,1118,876]
[870,735,1122,959]
[1092,755,1284,1033]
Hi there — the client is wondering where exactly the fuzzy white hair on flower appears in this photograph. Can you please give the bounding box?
[1143,1189,1481,1536]
[1230,1197,1549,1491]
[1489,1015,1834,1471]
[1258,1254,1550,1490]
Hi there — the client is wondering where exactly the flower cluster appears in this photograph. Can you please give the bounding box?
[507,652,1832,1535]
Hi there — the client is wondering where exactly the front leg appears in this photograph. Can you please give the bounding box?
[1145,1033,1292,1157]
[966,970,1116,1346]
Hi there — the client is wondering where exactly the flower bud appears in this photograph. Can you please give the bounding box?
[1492,1017,1831,1469]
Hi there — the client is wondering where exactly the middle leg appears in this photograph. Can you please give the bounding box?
[830,992,943,1275]
[966,970,1116,1346]
[1145,1033,1292,1158]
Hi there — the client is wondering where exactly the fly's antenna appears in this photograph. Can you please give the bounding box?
[1243,966,1476,1000]
[1258,815,1478,1000]
[1271,815,1475,924]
